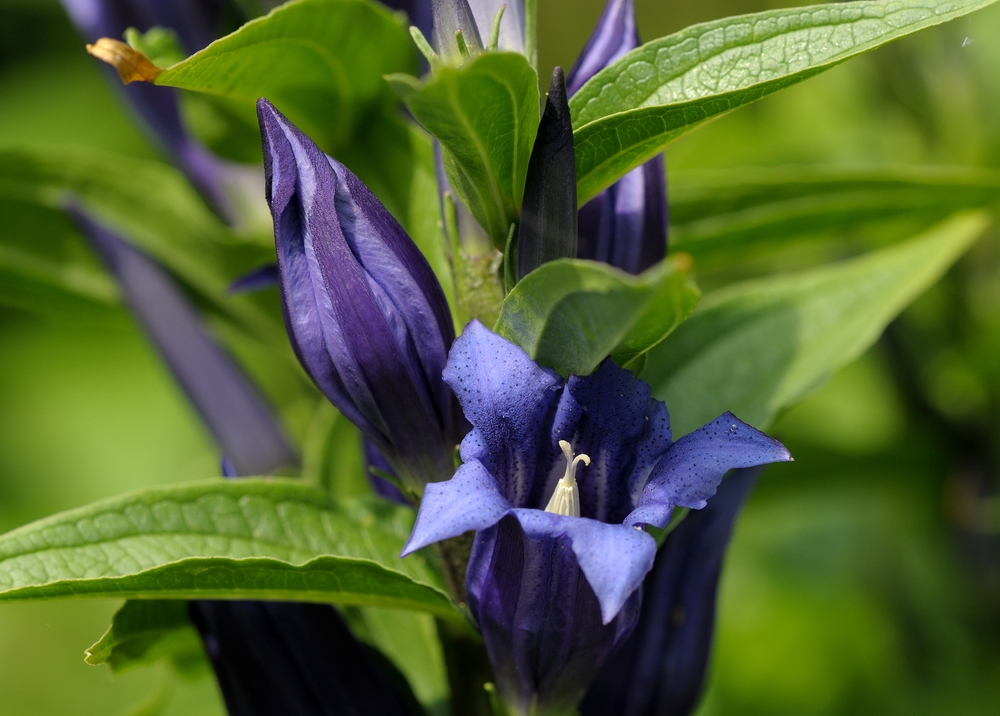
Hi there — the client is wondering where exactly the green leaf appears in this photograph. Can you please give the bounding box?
[669,165,1000,268]
[155,0,417,153]
[571,0,1000,203]
[494,255,700,376]
[643,211,991,437]
[85,600,207,675]
[389,52,540,247]
[0,479,461,622]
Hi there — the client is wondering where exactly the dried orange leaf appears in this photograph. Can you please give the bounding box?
[86,38,162,84]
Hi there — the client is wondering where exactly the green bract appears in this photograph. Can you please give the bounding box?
[495,255,699,376]
[389,52,540,248]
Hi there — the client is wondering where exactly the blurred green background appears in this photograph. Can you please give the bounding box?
[2,0,1000,714]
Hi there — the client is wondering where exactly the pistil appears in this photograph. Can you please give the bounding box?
[544,440,591,517]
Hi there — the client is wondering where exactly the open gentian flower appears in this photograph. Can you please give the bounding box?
[258,98,463,492]
[402,321,791,715]
[568,0,668,274]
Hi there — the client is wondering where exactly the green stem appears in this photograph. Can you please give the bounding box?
[524,0,537,69]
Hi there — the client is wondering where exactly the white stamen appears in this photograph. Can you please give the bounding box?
[544,440,591,518]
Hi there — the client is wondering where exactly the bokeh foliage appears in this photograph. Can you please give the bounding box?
[2,0,1000,714]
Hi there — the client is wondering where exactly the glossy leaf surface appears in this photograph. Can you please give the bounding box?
[495,255,699,376]
[570,0,1000,203]
[0,479,460,621]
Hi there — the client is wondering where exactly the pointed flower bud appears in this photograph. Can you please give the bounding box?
[516,67,577,281]
[258,99,462,491]
[402,322,791,714]
[568,0,668,274]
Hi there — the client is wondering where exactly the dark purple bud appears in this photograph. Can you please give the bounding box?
[227,263,280,295]
[576,155,668,274]
[515,67,577,281]
[189,601,420,716]
[566,0,637,96]
[581,467,762,716]
[568,0,668,274]
[60,0,249,222]
[66,204,298,476]
[258,99,462,490]
[431,0,483,59]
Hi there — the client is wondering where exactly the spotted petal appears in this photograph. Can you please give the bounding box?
[625,413,792,528]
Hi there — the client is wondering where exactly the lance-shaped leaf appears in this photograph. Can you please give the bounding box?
[432,0,483,59]
[643,211,992,437]
[516,67,577,281]
[190,601,422,716]
[389,52,540,247]
[669,165,1000,268]
[147,0,417,153]
[581,467,762,716]
[259,99,462,490]
[67,207,297,477]
[495,255,698,376]
[0,479,462,620]
[570,0,1000,203]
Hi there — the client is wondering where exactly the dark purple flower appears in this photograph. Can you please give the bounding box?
[189,600,420,716]
[65,204,297,477]
[568,0,667,274]
[385,0,434,41]
[581,467,763,716]
[402,321,791,714]
[258,98,463,491]
[227,263,280,295]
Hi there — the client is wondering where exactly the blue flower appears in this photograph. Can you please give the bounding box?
[258,98,464,491]
[568,0,668,275]
[403,321,791,714]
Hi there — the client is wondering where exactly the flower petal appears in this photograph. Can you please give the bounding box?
[512,509,656,624]
[547,358,671,524]
[625,413,791,528]
[566,0,638,95]
[401,460,511,556]
[444,321,563,506]
[582,467,761,716]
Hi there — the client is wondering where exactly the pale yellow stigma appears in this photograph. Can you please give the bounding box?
[544,440,591,518]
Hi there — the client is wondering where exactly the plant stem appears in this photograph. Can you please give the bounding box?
[437,618,494,716]
[524,0,537,69]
